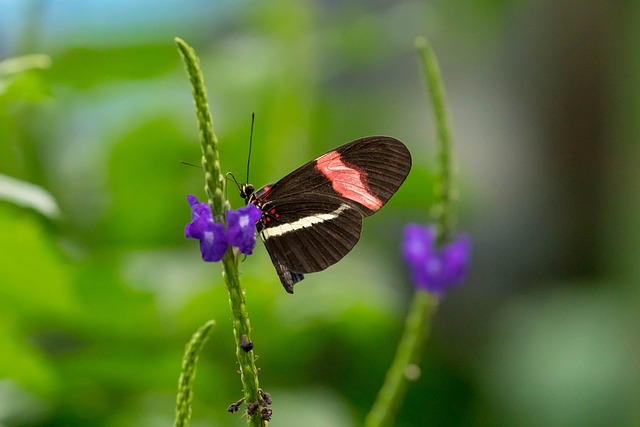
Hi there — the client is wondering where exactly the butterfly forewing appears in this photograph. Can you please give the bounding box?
[323,136,412,214]
[262,136,411,216]
[248,136,411,293]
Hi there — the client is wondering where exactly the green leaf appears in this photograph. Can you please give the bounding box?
[0,174,61,219]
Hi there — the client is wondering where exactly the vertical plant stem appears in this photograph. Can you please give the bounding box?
[174,320,215,427]
[364,293,438,427]
[222,252,263,422]
[415,36,455,245]
[176,37,265,426]
[175,37,226,217]
[365,37,456,427]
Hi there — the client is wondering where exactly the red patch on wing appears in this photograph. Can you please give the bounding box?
[315,151,382,210]
[254,186,271,203]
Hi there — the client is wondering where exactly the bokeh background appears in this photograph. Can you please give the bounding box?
[2,1,639,426]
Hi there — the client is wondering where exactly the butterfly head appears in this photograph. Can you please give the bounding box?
[240,183,254,204]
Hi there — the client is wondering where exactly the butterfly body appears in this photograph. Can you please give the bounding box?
[242,136,411,293]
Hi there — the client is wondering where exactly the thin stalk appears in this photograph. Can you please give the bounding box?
[365,37,456,426]
[175,37,225,217]
[174,320,215,427]
[364,293,438,427]
[415,36,455,245]
[175,37,265,426]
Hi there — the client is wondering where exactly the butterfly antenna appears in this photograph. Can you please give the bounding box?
[226,172,242,192]
[246,112,255,184]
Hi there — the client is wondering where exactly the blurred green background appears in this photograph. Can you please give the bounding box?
[2,0,640,426]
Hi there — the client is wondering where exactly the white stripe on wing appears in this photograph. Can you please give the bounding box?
[260,203,350,240]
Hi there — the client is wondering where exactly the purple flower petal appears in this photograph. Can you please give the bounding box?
[196,222,228,261]
[227,204,261,255]
[441,234,471,284]
[401,224,471,294]
[185,195,228,262]
[402,224,436,266]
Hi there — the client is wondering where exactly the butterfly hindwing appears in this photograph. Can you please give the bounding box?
[259,194,364,292]
[260,194,364,269]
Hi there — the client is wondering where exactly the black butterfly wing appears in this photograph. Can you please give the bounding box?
[263,136,412,216]
[253,136,412,293]
[260,193,364,270]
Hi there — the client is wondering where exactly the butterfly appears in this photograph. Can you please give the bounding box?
[241,136,411,293]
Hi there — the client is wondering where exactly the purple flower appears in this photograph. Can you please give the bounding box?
[402,224,471,294]
[227,204,262,255]
[185,195,228,262]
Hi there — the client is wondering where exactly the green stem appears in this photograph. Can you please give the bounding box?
[175,37,226,217]
[175,37,265,427]
[174,320,215,427]
[364,293,438,427]
[365,37,457,426]
[415,36,455,246]
[222,252,263,422]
